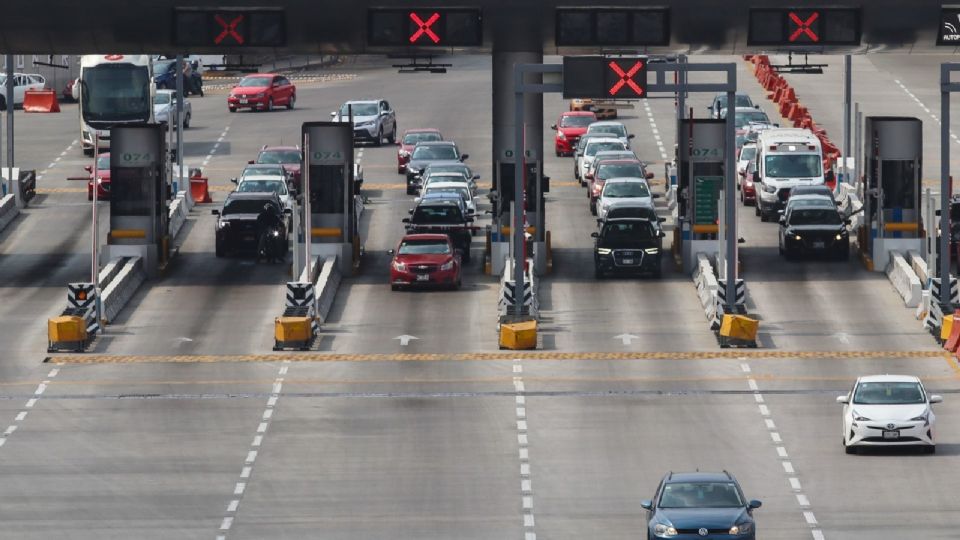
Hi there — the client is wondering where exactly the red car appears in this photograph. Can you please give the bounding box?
[250,145,301,189]
[397,128,443,174]
[740,160,757,206]
[552,111,597,157]
[86,153,111,201]
[389,234,462,290]
[227,73,296,113]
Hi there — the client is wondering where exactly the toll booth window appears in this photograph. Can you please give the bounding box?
[310,165,345,214]
[880,160,916,210]
[763,155,821,178]
[110,167,154,216]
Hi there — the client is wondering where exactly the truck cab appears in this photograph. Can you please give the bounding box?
[753,128,824,222]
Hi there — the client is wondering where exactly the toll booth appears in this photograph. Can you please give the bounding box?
[492,156,545,275]
[106,124,168,278]
[678,119,727,271]
[301,122,357,274]
[863,116,922,267]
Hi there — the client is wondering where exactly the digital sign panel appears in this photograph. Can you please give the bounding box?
[368,8,483,47]
[938,8,960,45]
[563,56,647,100]
[556,8,669,47]
[748,8,860,46]
[173,9,286,47]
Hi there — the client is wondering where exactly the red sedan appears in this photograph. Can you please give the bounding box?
[552,111,597,156]
[86,153,111,201]
[740,160,757,206]
[227,73,296,112]
[250,145,301,189]
[397,128,443,174]
[389,234,462,290]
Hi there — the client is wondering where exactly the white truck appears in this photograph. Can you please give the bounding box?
[75,54,155,156]
[753,128,824,222]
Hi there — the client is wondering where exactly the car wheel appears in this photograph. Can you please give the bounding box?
[754,204,761,217]
[228,107,237,113]
[844,442,857,455]
[391,284,399,291]
[0,95,6,111]
[590,200,597,216]
[287,94,295,110]
[375,127,383,147]
[183,113,191,129]
[594,267,604,279]
[779,242,784,255]
[266,97,273,112]
[924,445,936,454]
[555,150,561,157]
[388,124,397,144]
[652,262,662,279]
[215,242,225,258]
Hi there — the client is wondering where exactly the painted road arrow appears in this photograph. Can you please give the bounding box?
[614,333,639,346]
[394,335,419,346]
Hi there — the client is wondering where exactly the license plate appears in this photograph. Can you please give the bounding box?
[622,258,634,265]
[239,99,248,104]
[416,274,430,281]
[812,241,825,249]
[882,430,899,440]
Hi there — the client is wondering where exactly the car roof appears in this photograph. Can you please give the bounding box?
[418,196,462,205]
[590,121,626,126]
[402,233,450,242]
[604,177,650,184]
[426,161,467,168]
[666,472,735,483]
[404,128,441,133]
[858,374,922,383]
[415,140,457,147]
[426,182,470,189]
[734,106,763,112]
[607,199,656,209]
[788,194,834,204]
[562,111,596,116]
[225,192,281,201]
[597,159,643,165]
[586,137,624,144]
[238,175,285,182]
[343,99,381,105]
[260,146,299,152]
[245,73,278,78]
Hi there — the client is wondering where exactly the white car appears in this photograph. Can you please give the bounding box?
[417,181,476,216]
[153,89,191,128]
[235,174,294,226]
[586,121,635,149]
[0,72,46,109]
[596,178,655,219]
[837,375,941,454]
[738,143,757,178]
[331,99,397,146]
[420,171,475,196]
[578,138,628,185]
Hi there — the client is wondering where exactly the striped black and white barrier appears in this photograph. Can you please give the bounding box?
[286,281,319,336]
[499,258,538,318]
[924,277,959,334]
[66,282,100,336]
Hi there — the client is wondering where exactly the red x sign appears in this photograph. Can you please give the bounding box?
[409,12,441,44]
[214,14,245,45]
[607,60,645,97]
[788,11,819,43]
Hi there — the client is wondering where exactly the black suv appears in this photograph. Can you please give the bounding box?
[405,141,468,195]
[778,194,850,260]
[642,471,761,540]
[212,192,288,257]
[592,216,664,278]
[403,195,474,263]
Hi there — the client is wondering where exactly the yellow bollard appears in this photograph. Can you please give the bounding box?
[941,315,955,342]
[499,319,538,350]
[719,314,759,343]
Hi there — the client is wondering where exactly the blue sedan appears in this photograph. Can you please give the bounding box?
[641,471,761,539]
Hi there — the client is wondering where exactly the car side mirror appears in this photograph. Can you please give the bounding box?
[84,165,92,173]
[645,171,655,180]
[844,219,852,226]
[640,500,653,510]
[836,395,849,404]
[465,216,474,223]
[211,209,220,216]
[652,194,661,199]
[752,171,760,183]
[774,123,780,127]
[738,237,746,244]
[387,249,395,255]
[930,394,944,404]
[550,124,557,130]
[658,217,666,223]
[748,500,762,510]
[627,134,636,139]
[230,177,238,184]
[329,111,337,117]
[414,197,421,204]
[590,232,599,238]
[401,218,411,224]
[596,218,603,225]
[461,154,469,161]
[247,160,255,165]
[408,208,414,215]
[659,230,666,238]
[283,208,292,215]
[585,173,594,180]
[473,174,480,180]
[754,104,760,109]
[778,216,786,225]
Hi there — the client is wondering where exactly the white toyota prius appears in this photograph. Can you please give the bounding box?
[837,375,941,454]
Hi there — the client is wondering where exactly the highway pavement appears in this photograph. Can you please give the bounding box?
[0,54,957,539]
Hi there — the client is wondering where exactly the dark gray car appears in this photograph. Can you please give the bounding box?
[405,141,468,194]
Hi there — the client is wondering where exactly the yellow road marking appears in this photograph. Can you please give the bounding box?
[207,184,234,192]
[945,354,960,374]
[49,350,950,364]
[36,187,85,194]
[364,183,408,190]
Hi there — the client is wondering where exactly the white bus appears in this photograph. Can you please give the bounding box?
[75,54,154,156]
[754,128,824,221]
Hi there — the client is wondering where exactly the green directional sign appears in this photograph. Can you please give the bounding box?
[694,175,722,225]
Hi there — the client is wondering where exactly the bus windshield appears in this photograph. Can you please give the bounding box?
[81,63,152,126]
[764,154,822,178]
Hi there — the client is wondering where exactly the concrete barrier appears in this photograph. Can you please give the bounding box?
[0,194,19,233]
[692,253,720,328]
[885,250,922,308]
[907,250,930,285]
[168,194,188,239]
[100,256,146,323]
[314,256,341,323]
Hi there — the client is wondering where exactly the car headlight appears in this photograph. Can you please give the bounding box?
[730,522,753,535]
[271,230,280,237]
[392,260,406,271]
[217,220,229,230]
[794,234,802,241]
[763,184,777,193]
[835,233,843,241]
[440,259,454,271]
[597,248,612,255]
[852,410,871,422]
[358,120,375,127]
[557,132,566,140]
[910,412,930,426]
[399,150,410,157]
[653,523,678,537]
[96,177,104,184]
[644,248,660,255]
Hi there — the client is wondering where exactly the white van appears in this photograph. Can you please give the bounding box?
[753,128,824,221]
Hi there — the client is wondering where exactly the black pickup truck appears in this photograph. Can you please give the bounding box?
[403,195,474,263]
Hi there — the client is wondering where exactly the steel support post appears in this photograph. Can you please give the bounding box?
[5,55,15,206]
[176,55,189,205]
[724,85,737,311]
[939,64,959,310]
[303,133,312,278]
[842,55,852,191]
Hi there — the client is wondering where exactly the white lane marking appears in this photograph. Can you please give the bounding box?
[25,399,36,408]
[0,369,62,451]
[513,359,537,540]
[743,364,824,537]
[740,363,751,373]
[895,80,960,145]
[4,426,16,436]
[14,412,26,422]
[642,98,670,160]
[48,368,59,378]
[214,363,287,538]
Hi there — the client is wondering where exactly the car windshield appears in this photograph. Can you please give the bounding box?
[238,76,272,88]
[589,125,627,137]
[735,110,770,126]
[403,132,442,145]
[427,165,468,176]
[258,151,300,164]
[598,164,644,179]
[412,146,458,160]
[341,103,379,116]
[586,142,626,156]
[561,115,594,127]
[95,155,110,170]
[764,154,821,178]
[717,94,753,108]
[601,221,656,241]
[428,186,470,200]
[153,93,171,105]
[398,239,451,255]
[604,182,650,198]
[740,147,757,161]
[853,381,925,405]
[412,205,462,223]
[659,482,745,508]
[222,199,273,215]
[238,180,286,195]
[243,165,284,177]
[789,207,841,225]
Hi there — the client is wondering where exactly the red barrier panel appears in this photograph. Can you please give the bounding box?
[23,89,60,113]
[945,317,960,352]
[189,176,213,203]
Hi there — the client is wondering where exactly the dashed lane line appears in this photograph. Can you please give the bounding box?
[643,98,669,161]
[214,360,289,540]
[36,139,79,181]
[513,360,537,540]
[0,368,61,450]
[47,350,950,364]
[894,79,960,143]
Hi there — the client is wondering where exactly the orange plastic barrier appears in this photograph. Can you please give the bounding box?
[945,317,960,352]
[190,176,212,203]
[23,89,60,113]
